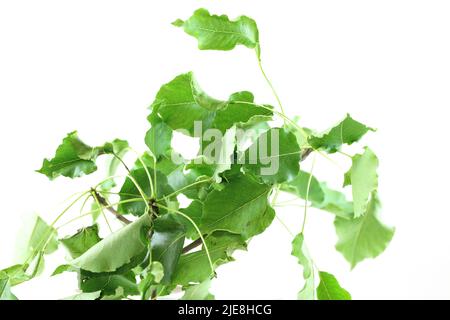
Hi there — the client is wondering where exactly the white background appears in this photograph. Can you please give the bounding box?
[1,0,449,300]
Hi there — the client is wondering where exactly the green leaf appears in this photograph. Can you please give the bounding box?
[37,132,129,180]
[317,271,351,300]
[201,174,274,239]
[15,215,58,264]
[171,231,246,286]
[198,125,237,181]
[308,114,374,153]
[101,139,129,190]
[243,128,300,184]
[148,262,164,284]
[0,274,17,300]
[298,277,315,301]
[62,291,101,300]
[291,234,315,300]
[344,147,379,218]
[174,8,259,53]
[90,201,102,222]
[280,172,354,219]
[151,213,186,284]
[51,264,77,276]
[71,214,152,273]
[151,72,221,135]
[80,270,138,296]
[0,265,30,286]
[151,72,272,136]
[136,152,191,195]
[145,113,173,159]
[177,200,203,239]
[318,183,354,219]
[334,192,394,268]
[60,224,102,259]
[138,261,164,300]
[100,287,126,300]
[214,101,272,133]
[118,167,173,216]
[37,131,98,179]
[181,279,215,300]
[281,171,324,204]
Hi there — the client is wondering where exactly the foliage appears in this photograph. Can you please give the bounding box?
[1,7,393,300]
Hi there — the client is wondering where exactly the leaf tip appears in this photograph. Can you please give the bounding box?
[172,19,184,27]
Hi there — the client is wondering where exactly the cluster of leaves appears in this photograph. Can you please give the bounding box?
[0,8,394,300]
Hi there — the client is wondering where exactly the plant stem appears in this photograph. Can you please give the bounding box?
[156,204,215,276]
[22,191,90,270]
[92,189,131,224]
[301,154,317,234]
[92,190,113,233]
[157,178,212,201]
[182,237,204,254]
[230,100,310,139]
[337,150,353,159]
[112,152,131,173]
[256,50,286,117]
[56,198,143,229]
[127,147,156,199]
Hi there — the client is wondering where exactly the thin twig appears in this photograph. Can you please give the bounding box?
[182,237,204,253]
[92,189,132,225]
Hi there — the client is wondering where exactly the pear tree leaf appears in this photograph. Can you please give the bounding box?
[151,72,272,136]
[137,152,189,195]
[51,264,77,276]
[138,261,164,300]
[201,174,274,239]
[308,114,375,153]
[176,200,203,239]
[0,265,30,286]
[101,139,129,190]
[318,183,354,219]
[60,224,102,259]
[37,132,129,180]
[0,274,18,300]
[173,8,260,53]
[171,231,246,286]
[280,172,354,219]
[147,262,164,284]
[344,147,379,218]
[281,171,325,204]
[138,152,211,201]
[15,215,58,264]
[181,279,215,300]
[145,112,173,159]
[198,125,237,182]
[79,270,139,296]
[90,200,102,223]
[118,167,174,216]
[100,287,126,300]
[291,234,315,300]
[317,271,351,300]
[151,213,186,284]
[37,131,99,179]
[334,192,395,268]
[243,128,301,184]
[71,214,152,273]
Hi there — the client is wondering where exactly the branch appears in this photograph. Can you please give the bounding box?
[301,148,313,161]
[92,189,132,225]
[182,237,204,254]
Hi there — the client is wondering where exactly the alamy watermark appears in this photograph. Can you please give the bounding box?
[171,121,280,176]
